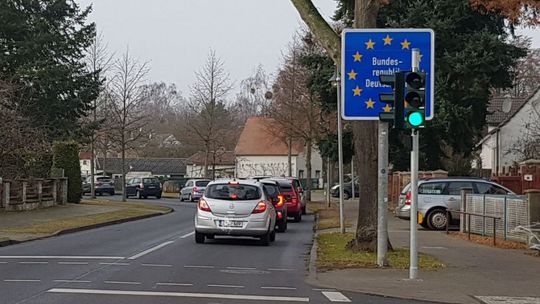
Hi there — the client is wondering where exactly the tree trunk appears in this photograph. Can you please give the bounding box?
[288,137,292,177]
[305,138,312,202]
[204,144,209,179]
[121,131,126,202]
[347,0,382,252]
[90,140,96,199]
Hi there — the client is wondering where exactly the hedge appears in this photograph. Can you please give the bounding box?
[52,141,82,203]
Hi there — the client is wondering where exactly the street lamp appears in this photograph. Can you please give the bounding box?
[329,67,345,234]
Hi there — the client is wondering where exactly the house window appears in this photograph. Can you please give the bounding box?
[299,170,304,178]
[315,170,321,179]
[82,160,88,166]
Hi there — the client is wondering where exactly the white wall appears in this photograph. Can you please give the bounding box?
[297,147,324,185]
[236,156,296,178]
[186,164,235,178]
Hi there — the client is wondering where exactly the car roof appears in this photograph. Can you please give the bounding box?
[259,179,279,185]
[418,177,489,183]
[207,179,260,186]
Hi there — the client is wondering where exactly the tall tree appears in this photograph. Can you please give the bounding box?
[107,49,150,202]
[0,0,99,140]
[232,65,272,122]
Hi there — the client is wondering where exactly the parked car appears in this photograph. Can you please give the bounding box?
[395,178,514,230]
[194,179,277,245]
[82,176,115,196]
[269,178,305,222]
[330,178,359,200]
[125,177,162,199]
[180,179,211,202]
[260,179,287,232]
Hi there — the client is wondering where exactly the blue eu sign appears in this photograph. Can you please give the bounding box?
[341,29,434,120]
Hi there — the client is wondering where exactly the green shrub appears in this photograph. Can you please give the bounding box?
[52,141,82,203]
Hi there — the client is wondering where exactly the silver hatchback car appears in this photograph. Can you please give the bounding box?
[395,178,514,230]
[194,179,277,245]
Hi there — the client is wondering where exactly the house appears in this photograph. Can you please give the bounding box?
[185,151,236,178]
[234,117,323,186]
[476,88,540,175]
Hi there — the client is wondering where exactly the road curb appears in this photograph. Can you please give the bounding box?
[0,207,173,248]
[307,212,319,281]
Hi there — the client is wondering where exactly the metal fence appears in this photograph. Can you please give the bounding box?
[466,194,530,242]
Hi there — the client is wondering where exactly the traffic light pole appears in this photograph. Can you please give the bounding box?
[409,48,421,280]
[377,121,389,267]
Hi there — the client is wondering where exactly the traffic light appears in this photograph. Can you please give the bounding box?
[378,72,404,130]
[404,72,426,129]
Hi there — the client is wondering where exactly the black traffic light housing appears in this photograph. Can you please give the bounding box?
[404,71,426,129]
[378,72,405,130]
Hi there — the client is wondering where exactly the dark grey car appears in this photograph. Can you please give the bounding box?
[180,179,210,202]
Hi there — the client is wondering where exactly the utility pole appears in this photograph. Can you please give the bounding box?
[332,67,345,234]
[409,48,421,280]
[377,121,389,266]
[326,156,331,208]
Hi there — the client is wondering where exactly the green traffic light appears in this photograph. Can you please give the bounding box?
[408,111,424,127]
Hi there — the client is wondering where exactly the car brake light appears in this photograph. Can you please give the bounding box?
[229,180,240,185]
[252,201,267,214]
[277,211,283,219]
[198,198,211,212]
[193,186,199,193]
[276,194,284,208]
[405,191,411,205]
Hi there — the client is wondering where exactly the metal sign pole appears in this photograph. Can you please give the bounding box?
[336,67,345,234]
[377,121,389,266]
[409,48,421,280]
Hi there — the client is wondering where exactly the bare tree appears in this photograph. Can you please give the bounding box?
[182,50,234,178]
[107,48,150,201]
[232,64,272,121]
[85,32,114,198]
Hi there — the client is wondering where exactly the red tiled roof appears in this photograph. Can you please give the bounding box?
[235,117,303,156]
[79,151,93,160]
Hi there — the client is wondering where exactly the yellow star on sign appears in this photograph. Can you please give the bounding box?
[365,39,375,49]
[353,86,362,96]
[401,39,411,49]
[353,51,363,62]
[383,35,393,45]
[347,69,357,80]
[383,104,392,112]
[365,98,375,109]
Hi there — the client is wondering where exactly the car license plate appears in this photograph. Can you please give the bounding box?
[217,220,243,228]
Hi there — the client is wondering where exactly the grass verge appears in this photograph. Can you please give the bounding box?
[317,232,445,271]
[81,199,170,213]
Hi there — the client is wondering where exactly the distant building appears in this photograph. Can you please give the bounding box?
[186,151,236,178]
[89,157,187,179]
[234,117,323,185]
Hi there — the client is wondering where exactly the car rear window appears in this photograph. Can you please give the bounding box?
[195,181,210,187]
[263,184,280,198]
[276,181,293,191]
[206,184,261,200]
[418,182,445,195]
[143,178,159,184]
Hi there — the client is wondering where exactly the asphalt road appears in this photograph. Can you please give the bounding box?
[0,196,433,304]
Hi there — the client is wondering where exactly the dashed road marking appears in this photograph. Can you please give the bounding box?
[322,291,351,302]
[4,279,41,282]
[184,265,214,269]
[208,284,244,289]
[104,281,141,285]
[226,266,256,270]
[47,288,310,302]
[312,288,336,291]
[99,262,130,266]
[127,241,174,260]
[0,262,8,264]
[180,231,195,238]
[53,280,91,283]
[156,283,194,287]
[19,261,48,264]
[142,263,172,268]
[0,256,124,260]
[268,268,296,271]
[58,262,89,265]
[261,286,297,290]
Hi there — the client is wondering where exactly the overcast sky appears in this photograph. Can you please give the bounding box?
[77,0,539,97]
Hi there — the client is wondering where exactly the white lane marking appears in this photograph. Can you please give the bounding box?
[157,283,194,287]
[99,262,130,266]
[322,291,351,302]
[0,262,8,264]
[19,261,48,264]
[208,284,244,289]
[104,281,141,285]
[184,265,214,269]
[0,256,124,260]
[142,263,172,268]
[226,266,256,270]
[180,231,195,239]
[47,288,310,302]
[268,268,296,271]
[312,288,336,291]
[54,280,91,283]
[4,279,41,282]
[127,241,174,260]
[58,262,89,265]
[261,286,297,290]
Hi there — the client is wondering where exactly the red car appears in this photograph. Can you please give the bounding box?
[270,178,306,222]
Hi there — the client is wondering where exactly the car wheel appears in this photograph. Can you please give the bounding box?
[427,209,449,230]
[109,191,115,196]
[293,212,302,223]
[277,219,287,233]
[343,191,351,200]
[269,229,276,242]
[156,194,162,199]
[259,230,271,246]
[137,190,143,199]
[195,231,205,244]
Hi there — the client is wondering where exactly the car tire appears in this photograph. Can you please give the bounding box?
[269,229,276,242]
[277,219,287,233]
[343,191,351,200]
[427,208,449,230]
[109,191,115,196]
[137,190,143,199]
[156,194,162,199]
[293,212,302,223]
[259,230,270,246]
[195,231,205,244]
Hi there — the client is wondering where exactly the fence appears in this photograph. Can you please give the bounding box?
[464,193,530,243]
[1,178,68,211]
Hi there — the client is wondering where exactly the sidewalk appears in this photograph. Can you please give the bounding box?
[307,192,540,304]
[0,199,172,245]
